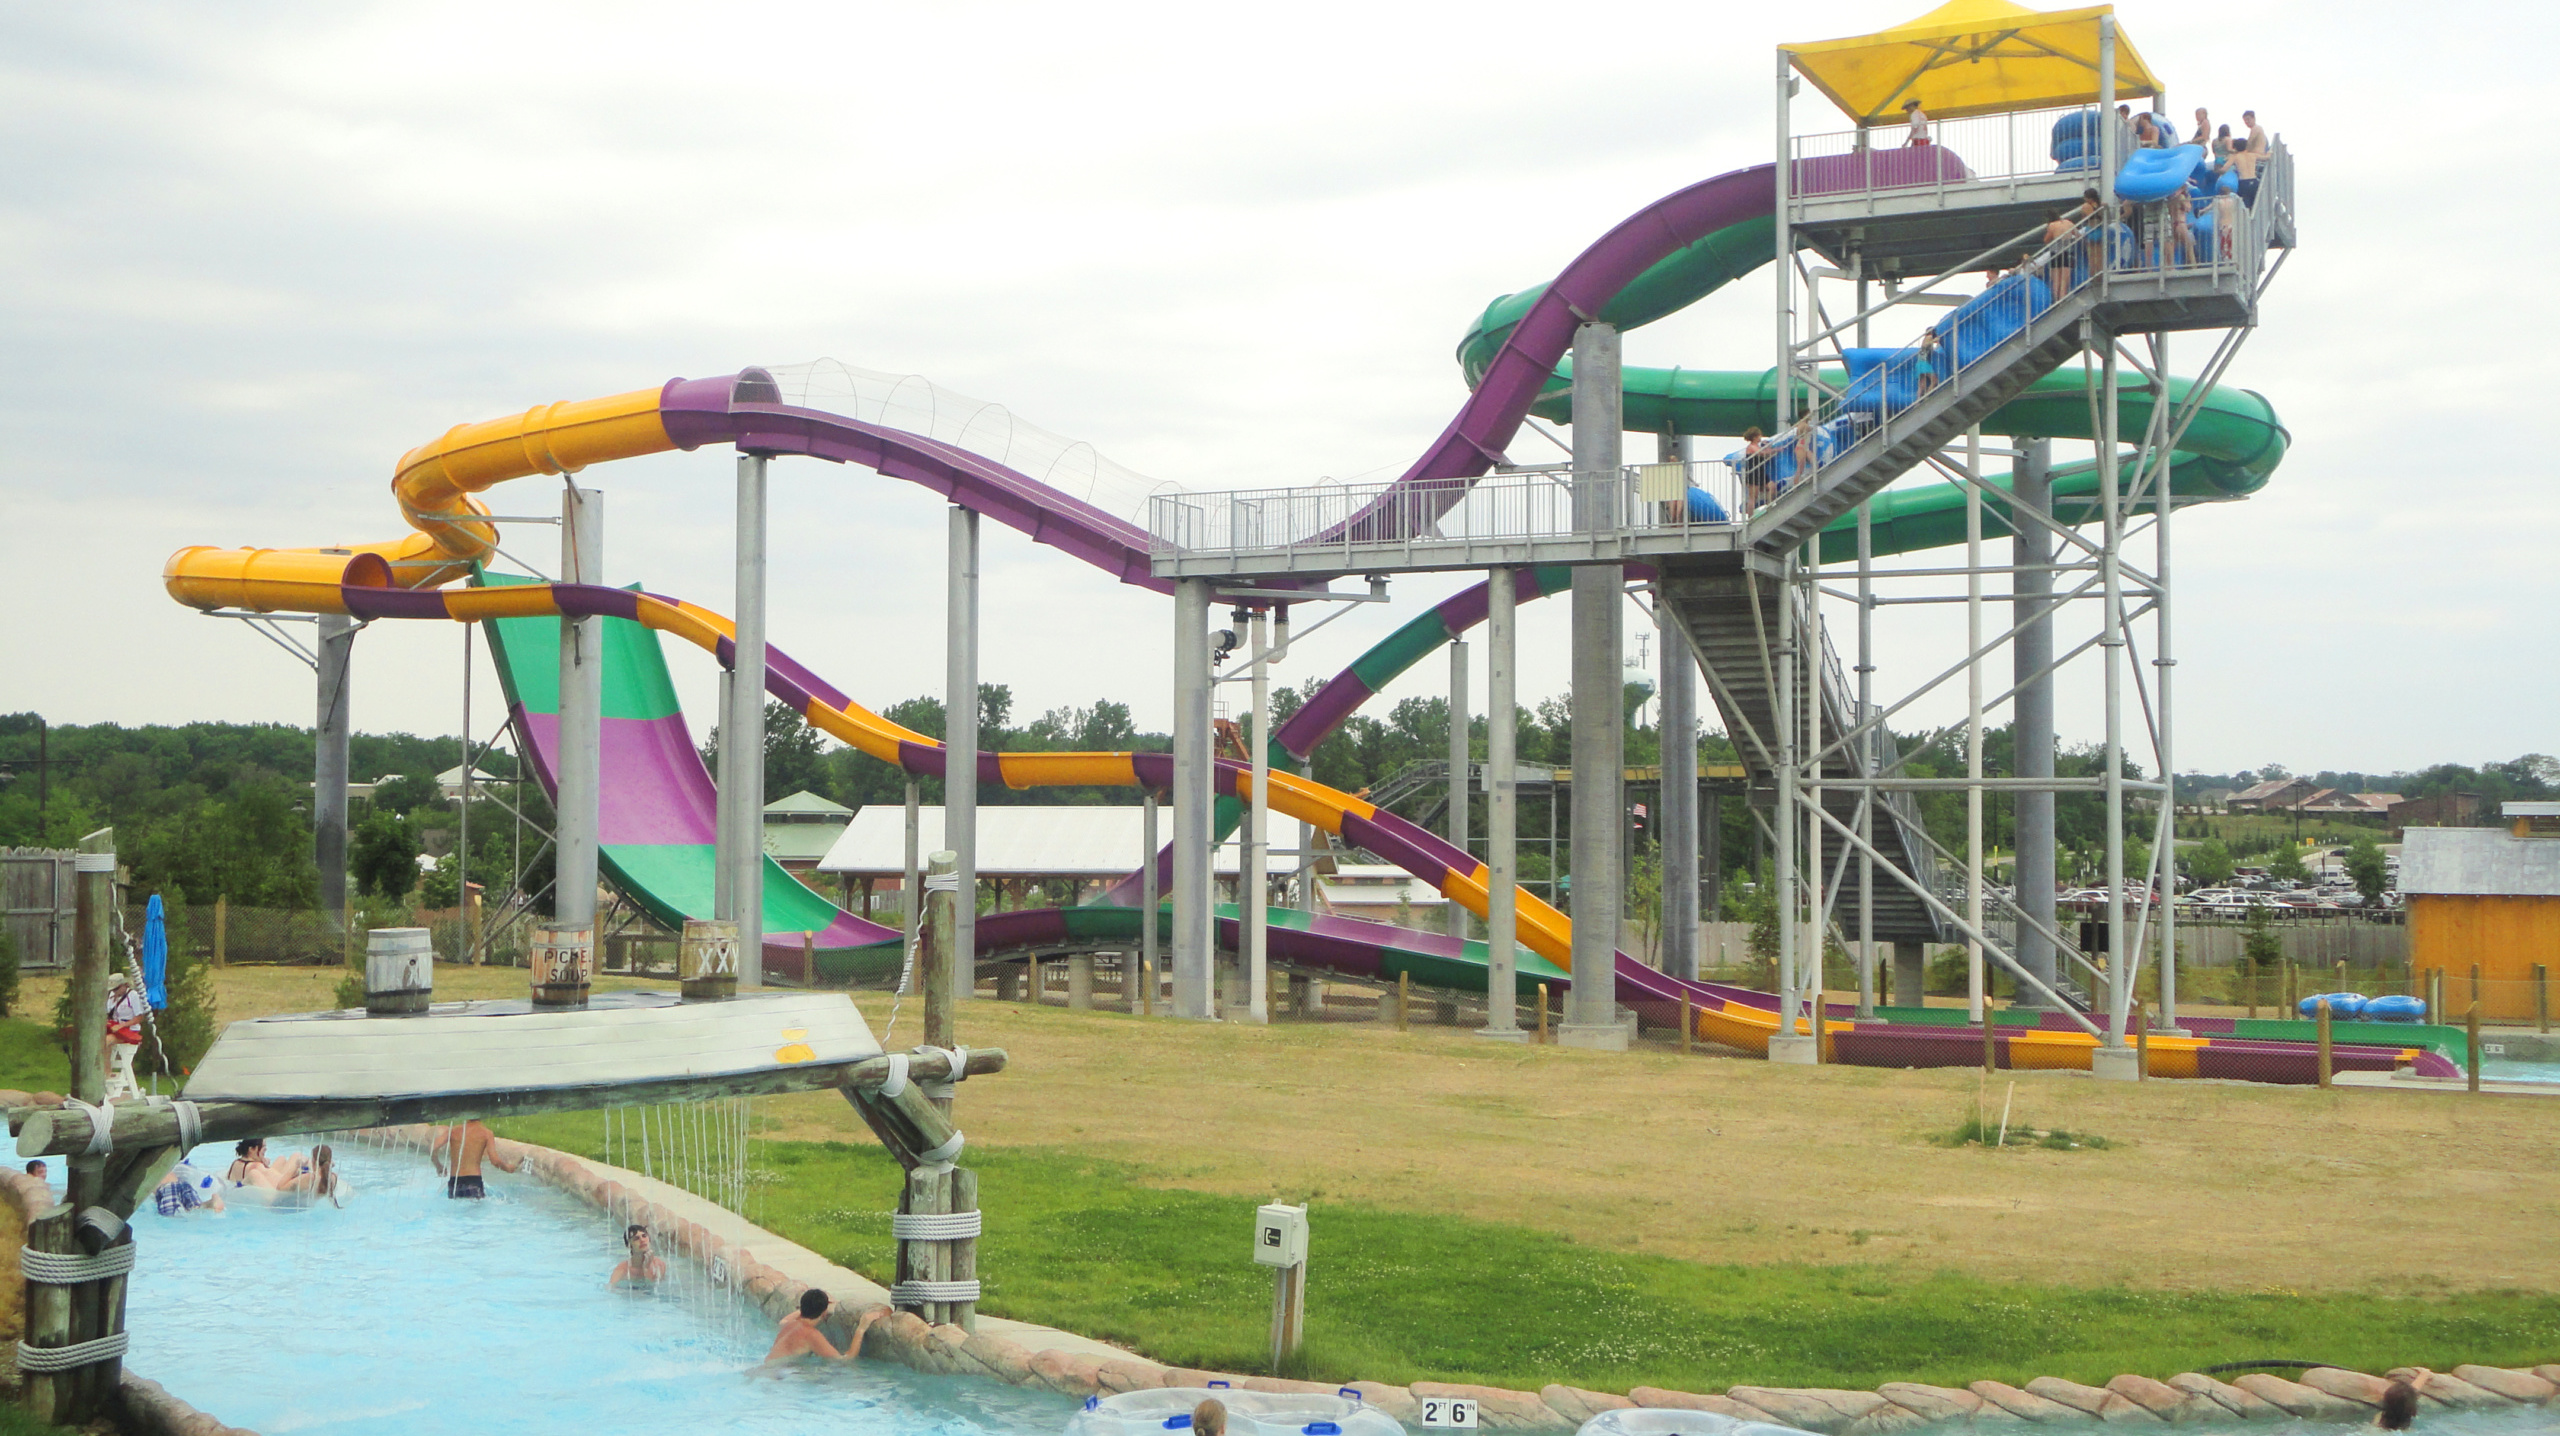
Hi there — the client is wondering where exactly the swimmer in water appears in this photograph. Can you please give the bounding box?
[610,1224,666,1288]
[762,1289,885,1365]
[429,1118,522,1199]
[1193,1398,1229,1436]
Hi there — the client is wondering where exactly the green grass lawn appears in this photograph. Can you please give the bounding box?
[0,1021,70,1096]
[494,1111,2560,1394]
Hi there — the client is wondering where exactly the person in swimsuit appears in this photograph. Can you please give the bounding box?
[1193,1399,1229,1436]
[1912,325,1942,396]
[1788,413,1820,482]
[610,1224,666,1288]
[283,1144,344,1207]
[2189,107,2212,148]
[761,1288,885,1364]
[1738,426,1775,510]
[226,1138,309,1190]
[2376,1379,2419,1430]
[2231,112,2266,205]
[428,1118,521,1198]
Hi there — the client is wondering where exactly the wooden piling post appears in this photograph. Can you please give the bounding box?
[2470,962,2483,1015]
[948,1165,979,1333]
[2537,964,2550,1035]
[903,1164,951,1325]
[2315,999,2332,1089]
[1536,983,1549,1044]
[921,850,958,1069]
[2136,1004,2150,1083]
[1982,999,1997,1075]
[212,894,227,967]
[2467,1002,2482,1094]
[1680,991,1692,1055]
[20,1205,73,1424]
[1396,972,1410,1033]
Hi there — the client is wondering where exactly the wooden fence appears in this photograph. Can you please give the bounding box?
[2,848,75,971]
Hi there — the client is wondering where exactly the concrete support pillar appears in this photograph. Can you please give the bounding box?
[1068,953,1094,1010]
[1561,320,1626,1051]
[1446,639,1470,939]
[313,613,354,930]
[556,486,603,933]
[946,506,979,1010]
[1659,429,1700,984]
[724,458,768,986]
[2012,439,2059,1004]
[1170,579,1215,1019]
[1478,569,1526,1042]
[1892,940,1928,1009]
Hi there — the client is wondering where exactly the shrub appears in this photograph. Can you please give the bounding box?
[0,921,18,1019]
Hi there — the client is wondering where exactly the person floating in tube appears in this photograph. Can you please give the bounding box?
[429,1118,522,1199]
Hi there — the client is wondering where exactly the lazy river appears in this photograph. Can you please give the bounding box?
[125,1143,1076,1435]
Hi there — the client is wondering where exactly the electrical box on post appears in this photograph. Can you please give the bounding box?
[1254,1203,1307,1268]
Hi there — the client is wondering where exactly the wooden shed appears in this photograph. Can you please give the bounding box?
[2401,803,2560,1020]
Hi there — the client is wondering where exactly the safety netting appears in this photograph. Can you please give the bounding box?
[764,359,1187,525]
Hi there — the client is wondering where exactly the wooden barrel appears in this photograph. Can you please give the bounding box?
[530,923,595,1008]
[364,928,434,1015]
[680,918,738,1000]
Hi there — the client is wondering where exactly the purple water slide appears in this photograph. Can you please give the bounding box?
[1329,165,1776,541]
[656,376,1172,593]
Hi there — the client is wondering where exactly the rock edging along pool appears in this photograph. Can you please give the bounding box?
[488,1134,2560,1434]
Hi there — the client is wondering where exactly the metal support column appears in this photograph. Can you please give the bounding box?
[1966,427,1987,1026]
[314,613,354,931]
[2012,440,2059,1004]
[1243,608,1272,1023]
[556,486,603,934]
[1771,547,1812,1063]
[945,506,979,1009]
[1658,441,1699,983]
[1855,498,1876,1016]
[1479,568,1526,1041]
[1170,579,1215,1019]
[2094,321,2137,1081]
[1561,320,1626,1051]
[2152,335,2184,1034]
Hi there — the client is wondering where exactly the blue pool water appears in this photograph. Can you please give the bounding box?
[2478,1057,2560,1084]
[127,1144,1075,1435]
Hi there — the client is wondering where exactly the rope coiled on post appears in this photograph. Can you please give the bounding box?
[19,1245,136,1284]
[890,1278,981,1304]
[140,1095,202,1153]
[59,1098,115,1156]
[15,1332,129,1372]
[890,1210,982,1240]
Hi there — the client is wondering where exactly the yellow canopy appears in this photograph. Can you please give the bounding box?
[1784,0,2161,126]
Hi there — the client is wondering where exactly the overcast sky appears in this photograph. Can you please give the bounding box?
[3,0,2551,781]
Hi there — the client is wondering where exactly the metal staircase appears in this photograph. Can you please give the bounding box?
[1749,279,2098,554]
[1655,560,1946,944]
